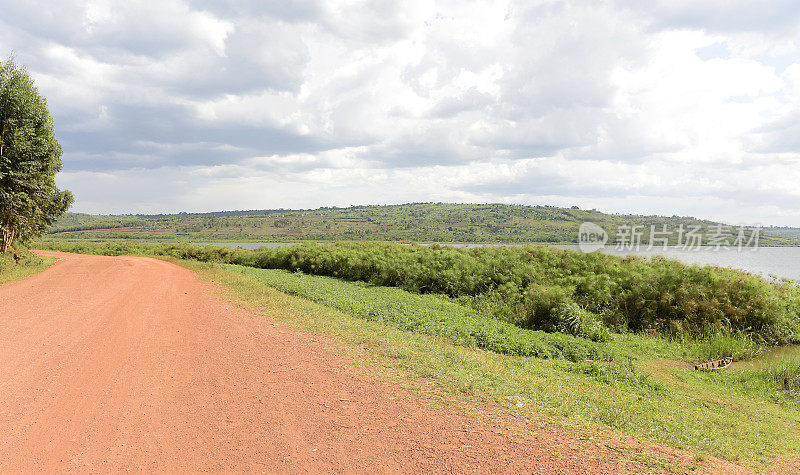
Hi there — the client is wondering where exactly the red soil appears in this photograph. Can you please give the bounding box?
[0,252,733,472]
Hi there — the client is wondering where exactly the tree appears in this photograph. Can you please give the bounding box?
[0,56,73,253]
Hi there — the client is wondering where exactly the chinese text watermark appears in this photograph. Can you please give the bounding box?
[577,222,761,253]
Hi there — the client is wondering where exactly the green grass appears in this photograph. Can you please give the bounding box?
[0,251,56,285]
[228,265,613,362]
[767,356,800,393]
[177,259,800,469]
[683,333,764,362]
[717,348,800,402]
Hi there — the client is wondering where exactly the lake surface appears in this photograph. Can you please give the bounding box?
[555,245,800,281]
[186,242,301,249]
[179,242,800,281]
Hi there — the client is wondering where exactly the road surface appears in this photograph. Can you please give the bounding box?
[0,252,694,472]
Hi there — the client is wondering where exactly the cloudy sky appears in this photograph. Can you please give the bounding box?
[2,1,800,225]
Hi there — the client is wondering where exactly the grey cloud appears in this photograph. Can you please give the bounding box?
[384,1,653,167]
[190,0,323,23]
[56,102,342,171]
[747,113,800,154]
[244,154,349,175]
[357,116,510,168]
[5,4,309,98]
[500,1,645,116]
[158,21,311,97]
[725,186,800,211]
[617,0,800,36]
[2,0,798,224]
[3,2,208,59]
[195,0,415,43]
[317,0,421,44]
[467,108,610,158]
[0,2,87,49]
[460,169,781,204]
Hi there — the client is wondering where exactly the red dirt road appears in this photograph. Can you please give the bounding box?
[0,252,690,472]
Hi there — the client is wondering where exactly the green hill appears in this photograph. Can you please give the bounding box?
[44,203,798,246]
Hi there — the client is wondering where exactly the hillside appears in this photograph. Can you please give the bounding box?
[765,226,800,241]
[45,203,799,246]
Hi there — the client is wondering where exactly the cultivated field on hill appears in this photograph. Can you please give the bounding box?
[45,203,800,245]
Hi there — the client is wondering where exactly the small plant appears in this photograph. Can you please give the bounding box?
[568,359,665,392]
[555,302,611,342]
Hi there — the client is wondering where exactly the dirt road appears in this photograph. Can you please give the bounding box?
[0,252,686,472]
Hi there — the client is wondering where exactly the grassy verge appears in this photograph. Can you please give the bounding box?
[0,251,57,285]
[231,266,613,362]
[175,259,800,469]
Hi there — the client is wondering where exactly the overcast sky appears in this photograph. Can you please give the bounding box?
[2,1,800,225]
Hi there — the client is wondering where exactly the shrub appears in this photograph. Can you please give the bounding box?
[520,283,575,329]
[35,240,800,344]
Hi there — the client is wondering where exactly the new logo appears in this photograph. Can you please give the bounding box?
[578,222,608,253]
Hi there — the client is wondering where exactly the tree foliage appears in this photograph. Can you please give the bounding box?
[0,56,73,252]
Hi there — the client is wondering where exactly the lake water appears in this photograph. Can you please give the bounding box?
[555,245,800,281]
[185,242,301,249]
[178,242,800,281]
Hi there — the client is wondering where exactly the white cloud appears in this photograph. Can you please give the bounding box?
[3,0,800,225]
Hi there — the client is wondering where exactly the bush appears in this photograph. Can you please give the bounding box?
[35,240,800,344]
[520,283,574,329]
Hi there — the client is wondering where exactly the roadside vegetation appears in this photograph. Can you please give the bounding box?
[0,248,56,284]
[229,266,613,362]
[38,241,800,347]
